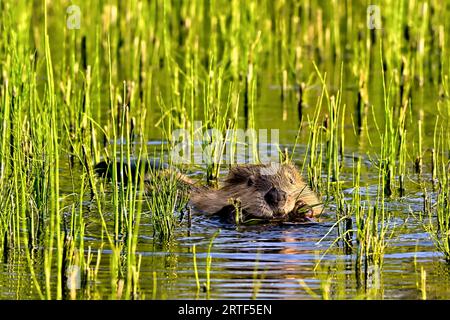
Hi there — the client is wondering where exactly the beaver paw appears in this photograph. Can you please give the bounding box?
[288,201,316,222]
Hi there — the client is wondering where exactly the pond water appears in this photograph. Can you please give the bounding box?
[2,1,450,300]
[2,59,450,299]
[2,138,450,300]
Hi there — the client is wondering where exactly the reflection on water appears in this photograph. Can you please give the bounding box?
[124,210,449,300]
[1,72,450,300]
[2,129,450,300]
[1,170,450,299]
[2,142,450,300]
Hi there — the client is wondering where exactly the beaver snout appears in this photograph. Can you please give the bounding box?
[264,187,287,207]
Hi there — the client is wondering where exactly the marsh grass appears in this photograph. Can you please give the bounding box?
[421,133,450,262]
[311,52,400,295]
[145,158,190,242]
[1,0,450,300]
[303,254,385,300]
[415,63,450,264]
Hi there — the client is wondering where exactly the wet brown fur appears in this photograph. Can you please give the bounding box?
[95,160,322,222]
[190,163,322,221]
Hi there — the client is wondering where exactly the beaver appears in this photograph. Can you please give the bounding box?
[94,160,322,223]
[190,163,322,223]
[94,159,168,181]
[94,159,194,185]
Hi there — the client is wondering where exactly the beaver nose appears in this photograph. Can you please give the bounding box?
[264,187,287,206]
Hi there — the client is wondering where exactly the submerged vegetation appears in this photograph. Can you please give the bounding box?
[1,0,450,299]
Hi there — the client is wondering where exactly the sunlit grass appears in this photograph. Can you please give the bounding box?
[0,0,449,300]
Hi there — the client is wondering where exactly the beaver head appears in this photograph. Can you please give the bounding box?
[190,163,322,222]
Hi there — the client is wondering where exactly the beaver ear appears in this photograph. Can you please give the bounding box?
[247,175,255,186]
[226,166,252,184]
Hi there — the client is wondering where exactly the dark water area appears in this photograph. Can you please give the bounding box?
[2,1,450,300]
